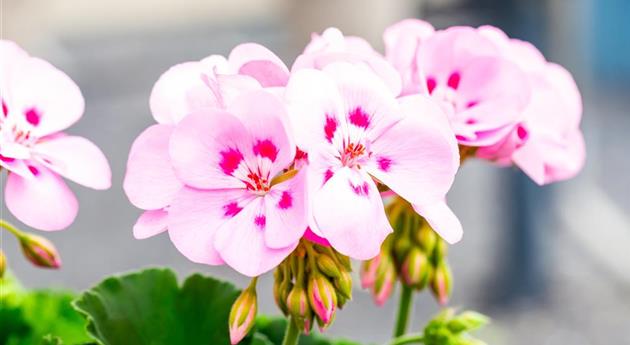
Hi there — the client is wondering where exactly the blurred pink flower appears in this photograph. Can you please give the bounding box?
[293,27,402,97]
[167,90,306,276]
[285,63,461,259]
[476,26,585,184]
[384,22,532,148]
[0,40,111,231]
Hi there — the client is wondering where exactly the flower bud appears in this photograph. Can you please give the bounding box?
[0,251,6,278]
[434,238,448,260]
[447,311,490,333]
[360,254,381,289]
[373,254,396,306]
[430,261,452,306]
[307,272,337,325]
[334,270,352,300]
[317,254,341,279]
[19,234,61,269]
[273,268,289,315]
[229,284,257,344]
[417,222,438,254]
[393,236,412,263]
[401,248,431,290]
[286,286,312,334]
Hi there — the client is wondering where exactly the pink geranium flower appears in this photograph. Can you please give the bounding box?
[0,40,111,231]
[125,45,284,239]
[384,22,532,147]
[476,26,585,184]
[285,63,461,259]
[167,90,306,276]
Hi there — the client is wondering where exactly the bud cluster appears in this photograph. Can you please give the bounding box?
[361,197,453,305]
[274,240,352,334]
[421,308,489,345]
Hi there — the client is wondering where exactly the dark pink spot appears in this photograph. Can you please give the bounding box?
[254,215,266,229]
[377,156,392,172]
[426,77,436,94]
[223,202,242,218]
[219,148,243,175]
[324,116,337,143]
[516,125,528,140]
[253,139,278,162]
[28,165,39,176]
[295,148,308,161]
[24,108,40,126]
[350,181,370,197]
[466,100,478,108]
[2,100,7,117]
[278,191,293,210]
[465,118,477,125]
[447,72,461,90]
[455,135,467,142]
[348,107,370,129]
[323,169,334,184]
[0,154,14,163]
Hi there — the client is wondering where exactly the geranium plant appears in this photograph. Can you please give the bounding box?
[0,18,584,345]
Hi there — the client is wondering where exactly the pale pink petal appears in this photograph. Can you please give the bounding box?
[214,197,297,276]
[229,43,289,87]
[133,209,168,240]
[366,95,459,207]
[0,40,29,102]
[150,61,218,124]
[383,19,435,96]
[9,57,84,137]
[169,109,250,189]
[262,168,308,249]
[412,201,463,244]
[168,187,253,265]
[284,68,345,151]
[124,124,183,210]
[228,90,295,177]
[5,166,78,231]
[33,135,111,190]
[311,167,392,260]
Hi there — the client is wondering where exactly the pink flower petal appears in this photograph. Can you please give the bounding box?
[229,43,290,87]
[169,109,250,189]
[124,124,183,210]
[149,61,219,124]
[9,56,84,137]
[133,209,168,239]
[228,90,295,178]
[311,167,392,260]
[214,197,297,276]
[168,187,253,265]
[34,135,111,190]
[262,168,308,249]
[5,166,78,231]
[413,201,463,244]
[366,95,459,207]
[284,68,345,151]
[0,40,29,101]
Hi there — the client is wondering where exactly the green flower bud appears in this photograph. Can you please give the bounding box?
[373,254,397,306]
[447,311,490,333]
[401,247,431,290]
[286,286,313,334]
[334,269,353,300]
[307,272,337,326]
[393,235,413,263]
[0,251,6,279]
[19,234,61,269]
[430,261,452,306]
[417,222,438,254]
[229,283,257,344]
[317,254,341,279]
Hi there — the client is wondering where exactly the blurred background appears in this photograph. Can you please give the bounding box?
[1,0,629,344]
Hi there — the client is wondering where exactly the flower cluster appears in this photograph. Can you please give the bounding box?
[124,20,584,281]
[0,41,112,231]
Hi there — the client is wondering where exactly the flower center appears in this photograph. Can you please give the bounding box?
[0,105,41,160]
[340,141,368,168]
[243,169,270,194]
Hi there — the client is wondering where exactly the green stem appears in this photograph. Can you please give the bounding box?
[393,285,414,337]
[0,220,25,239]
[281,317,301,345]
[389,333,425,345]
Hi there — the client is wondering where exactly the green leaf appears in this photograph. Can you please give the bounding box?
[254,316,363,345]
[40,335,63,345]
[0,283,90,345]
[73,268,241,345]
